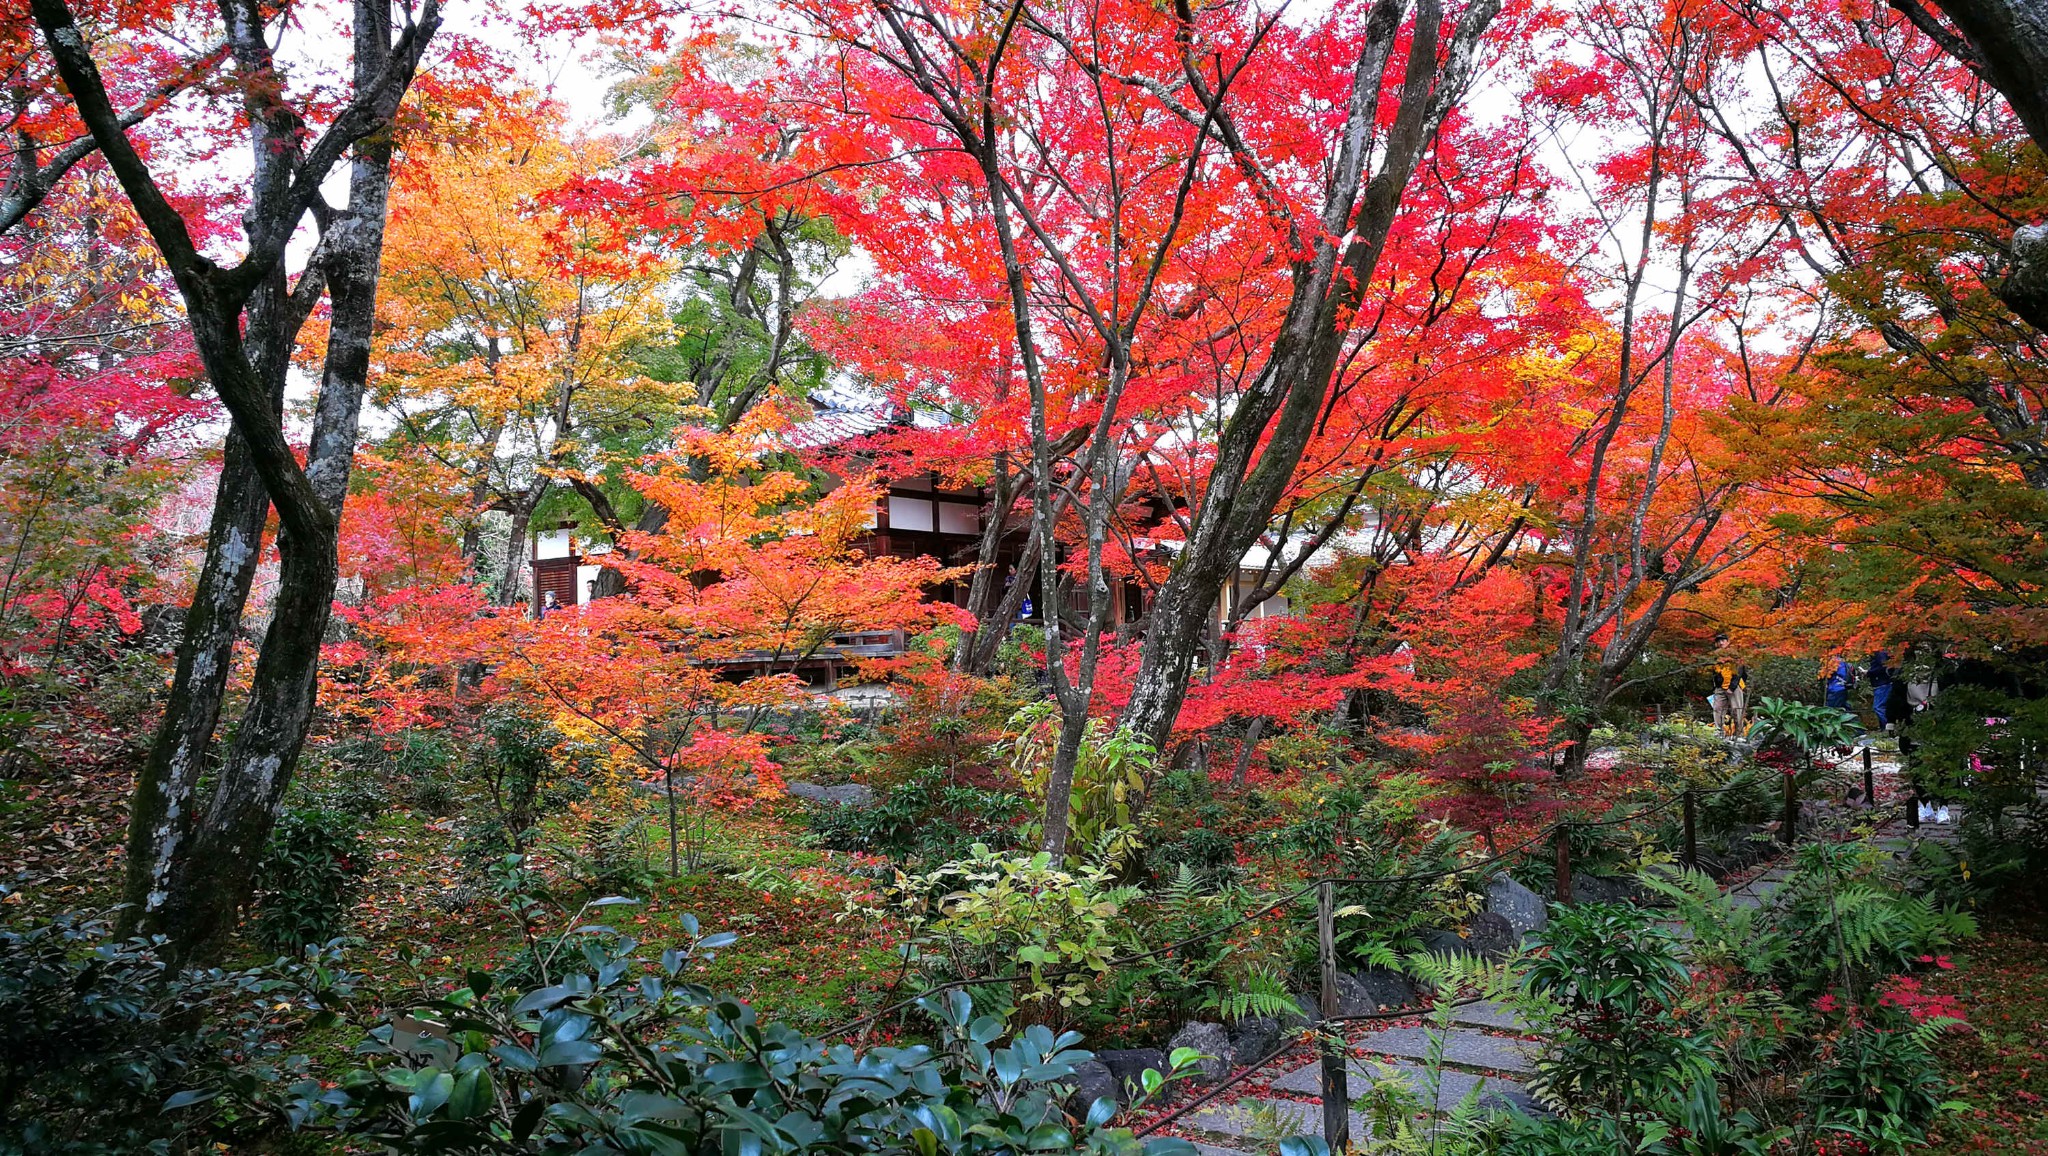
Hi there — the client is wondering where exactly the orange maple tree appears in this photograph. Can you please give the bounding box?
[488,405,962,872]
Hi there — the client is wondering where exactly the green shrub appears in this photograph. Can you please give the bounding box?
[1810,1020,1949,1131]
[385,730,459,813]
[801,765,1029,866]
[0,903,340,1154]
[1523,903,1711,1120]
[300,921,1206,1156]
[886,844,1142,1018]
[1759,841,1975,1000]
[252,806,369,955]
[1143,822,1241,885]
[471,706,556,844]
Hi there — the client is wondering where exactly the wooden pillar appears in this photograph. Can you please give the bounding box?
[1682,789,1697,871]
[1317,881,1350,1155]
[1554,823,1573,905]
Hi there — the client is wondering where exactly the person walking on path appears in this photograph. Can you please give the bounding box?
[1710,634,1750,736]
[1868,648,1898,731]
[1820,653,1856,711]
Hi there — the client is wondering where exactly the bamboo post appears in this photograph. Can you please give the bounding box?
[1781,770,1798,847]
[1317,880,1350,1155]
[1553,823,1573,905]
[1863,746,1875,808]
[1682,788,1697,871]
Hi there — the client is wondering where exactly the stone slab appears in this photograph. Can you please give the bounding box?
[1184,1096,1363,1142]
[1270,1056,1532,1111]
[1444,1000,1529,1032]
[1347,1025,1536,1074]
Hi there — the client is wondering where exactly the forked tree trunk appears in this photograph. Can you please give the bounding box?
[32,0,439,958]
[1119,0,1501,751]
[119,281,293,924]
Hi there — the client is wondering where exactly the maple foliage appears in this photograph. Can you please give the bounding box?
[0,173,212,683]
[476,407,962,868]
[11,0,2048,992]
[1680,0,2048,652]
[369,89,684,602]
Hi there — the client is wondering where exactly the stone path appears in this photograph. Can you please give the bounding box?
[1162,795,1954,1154]
[1166,997,1545,1152]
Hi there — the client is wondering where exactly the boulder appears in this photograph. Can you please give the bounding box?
[1097,1048,1169,1103]
[1303,967,1418,1017]
[1463,911,1518,957]
[1226,1015,1292,1065]
[785,781,876,806]
[1569,873,1643,905]
[1062,1060,1118,1118]
[1419,913,1516,961]
[1419,929,1476,958]
[1166,1021,1234,1086]
[1485,873,1549,939]
[1582,746,1626,772]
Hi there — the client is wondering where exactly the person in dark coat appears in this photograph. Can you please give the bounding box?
[1868,649,1897,731]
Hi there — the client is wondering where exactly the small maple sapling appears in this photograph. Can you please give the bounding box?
[493,409,961,873]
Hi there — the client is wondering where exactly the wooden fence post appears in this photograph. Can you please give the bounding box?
[1781,770,1798,847]
[1553,824,1573,905]
[1317,880,1350,1155]
[1681,789,1697,871]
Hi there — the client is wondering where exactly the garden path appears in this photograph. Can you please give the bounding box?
[1162,796,1954,1155]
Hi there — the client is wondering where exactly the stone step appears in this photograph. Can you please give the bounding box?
[1269,1054,1535,1111]
[1338,1024,1536,1074]
[1183,1096,1361,1144]
[1443,999,1529,1032]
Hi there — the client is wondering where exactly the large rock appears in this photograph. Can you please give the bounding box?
[1463,911,1517,957]
[1166,1021,1234,1086]
[785,781,876,806]
[1061,1059,1118,1118]
[1304,967,1418,1017]
[1485,873,1549,939]
[1097,1048,1169,1103]
[1226,1015,1294,1065]
[1419,911,1518,961]
[1569,873,1645,905]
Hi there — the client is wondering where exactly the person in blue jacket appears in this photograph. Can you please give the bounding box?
[1868,649,1897,730]
[1821,654,1855,710]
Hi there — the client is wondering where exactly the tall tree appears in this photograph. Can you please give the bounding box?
[1521,0,1802,765]
[1702,0,2048,649]
[1880,0,2048,328]
[584,0,1521,854]
[25,0,442,957]
[372,93,677,608]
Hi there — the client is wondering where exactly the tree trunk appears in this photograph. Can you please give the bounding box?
[501,506,532,610]
[965,530,1044,675]
[119,8,419,955]
[115,163,316,936]
[1230,715,1268,788]
[1037,711,1087,860]
[1117,0,1501,750]
[952,462,1016,672]
[119,431,270,924]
